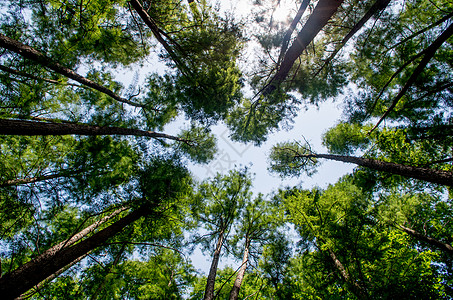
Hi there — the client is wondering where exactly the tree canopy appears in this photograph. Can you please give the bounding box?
[1,0,452,299]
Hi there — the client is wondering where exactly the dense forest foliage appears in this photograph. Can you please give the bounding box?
[0,0,452,298]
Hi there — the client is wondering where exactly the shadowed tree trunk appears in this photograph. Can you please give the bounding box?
[0,169,83,187]
[204,230,225,300]
[16,254,88,300]
[0,119,189,144]
[0,34,144,108]
[229,238,250,300]
[0,207,147,299]
[264,0,344,95]
[129,0,188,75]
[277,0,311,66]
[327,248,369,299]
[370,22,453,131]
[299,153,453,186]
[397,224,453,255]
[314,0,392,76]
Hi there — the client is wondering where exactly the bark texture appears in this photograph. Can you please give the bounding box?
[0,207,146,299]
[328,249,368,299]
[314,0,392,76]
[264,0,344,95]
[229,239,250,300]
[277,0,311,65]
[303,153,453,186]
[204,231,225,300]
[0,34,142,107]
[371,21,453,131]
[0,170,80,187]
[0,119,188,143]
[398,224,453,255]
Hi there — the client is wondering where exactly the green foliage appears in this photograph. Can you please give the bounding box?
[281,177,448,298]
[176,125,217,164]
[268,141,318,177]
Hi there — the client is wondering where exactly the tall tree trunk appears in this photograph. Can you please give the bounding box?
[314,0,392,76]
[204,230,225,300]
[0,169,81,187]
[277,0,311,66]
[16,254,88,300]
[129,0,188,75]
[229,239,250,300]
[0,119,189,144]
[264,0,344,95]
[0,207,147,299]
[397,224,453,255]
[370,21,453,132]
[0,34,143,108]
[301,153,453,186]
[327,248,368,299]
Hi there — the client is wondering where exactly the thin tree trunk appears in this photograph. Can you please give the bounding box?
[0,207,147,299]
[301,153,453,186]
[327,248,368,299]
[204,230,225,300]
[277,0,311,66]
[0,64,80,86]
[370,22,453,132]
[0,34,143,108]
[397,224,453,255]
[0,170,81,187]
[129,0,188,75]
[264,0,344,95]
[229,239,250,300]
[0,119,190,144]
[314,0,392,76]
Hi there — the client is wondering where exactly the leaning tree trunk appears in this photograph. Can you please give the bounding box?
[327,248,369,300]
[0,119,188,143]
[0,34,142,108]
[314,0,392,76]
[0,207,146,300]
[397,224,453,255]
[370,21,453,131]
[129,0,188,76]
[229,238,250,300]
[204,230,225,300]
[304,153,453,186]
[0,169,82,187]
[277,0,311,66]
[264,0,344,95]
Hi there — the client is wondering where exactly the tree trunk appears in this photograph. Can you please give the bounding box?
[129,0,188,75]
[16,254,88,300]
[277,0,311,66]
[0,119,188,143]
[0,170,81,187]
[304,153,453,186]
[0,207,146,299]
[327,248,368,299]
[204,230,225,300]
[397,224,453,255]
[0,34,142,108]
[264,0,344,95]
[370,21,453,131]
[314,0,392,76]
[229,239,250,300]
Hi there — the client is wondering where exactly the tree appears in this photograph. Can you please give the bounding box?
[269,140,453,186]
[188,169,252,300]
[228,195,282,300]
[281,176,447,298]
